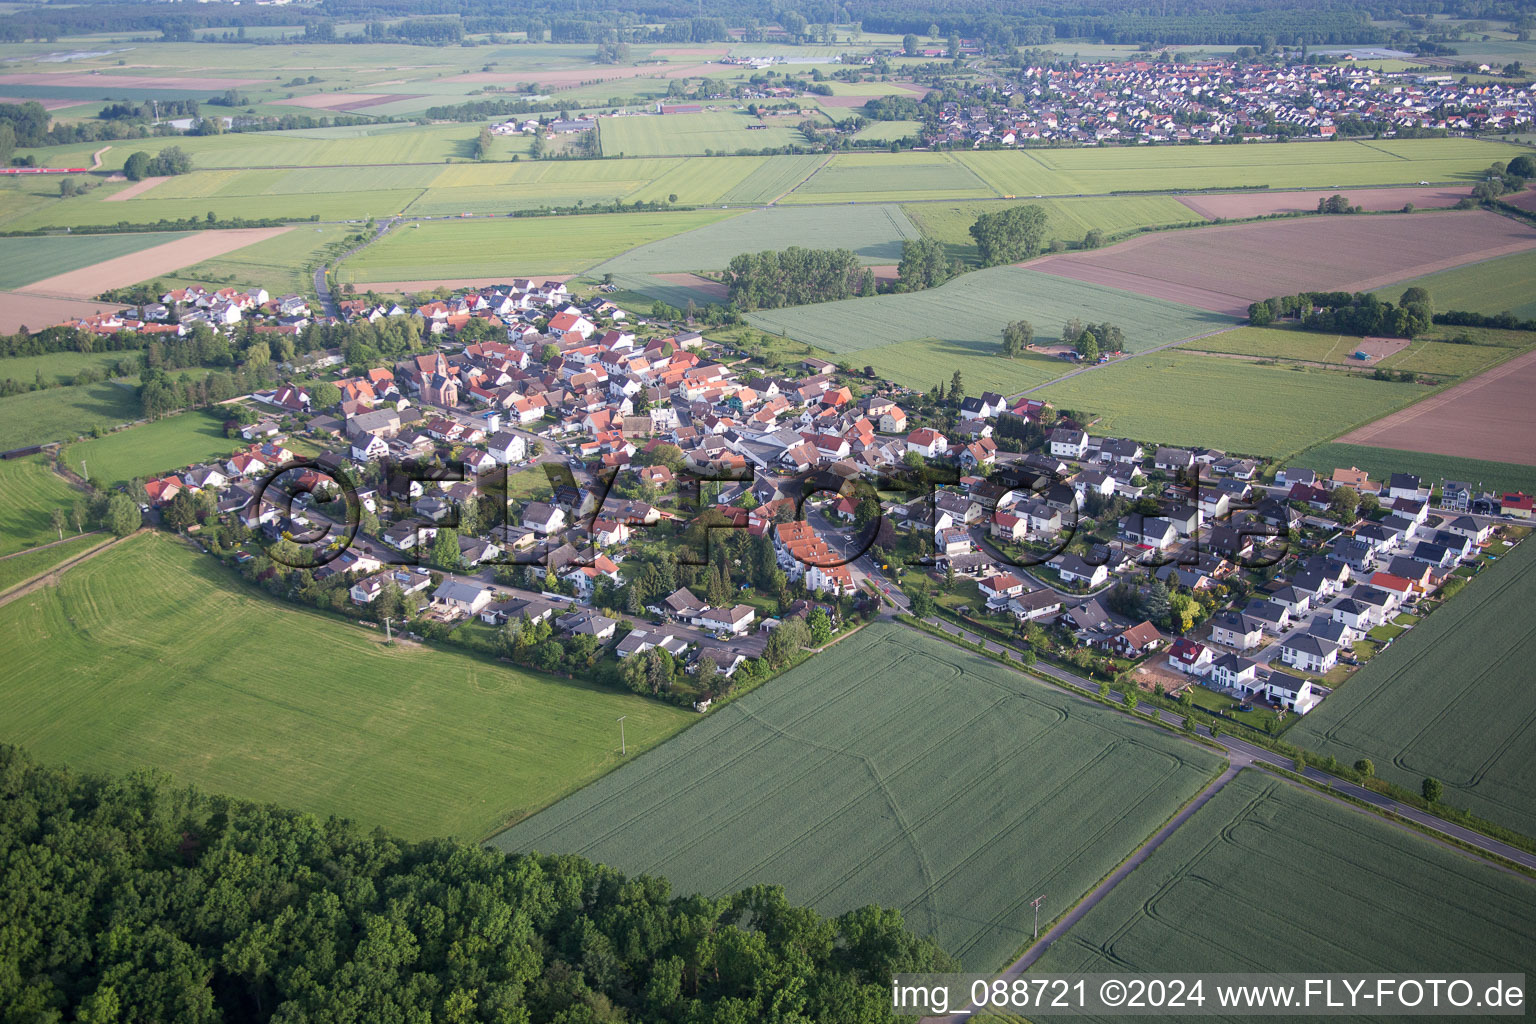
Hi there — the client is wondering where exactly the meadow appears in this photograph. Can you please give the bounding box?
[0,231,189,289]
[903,196,1203,264]
[956,137,1520,196]
[1183,325,1531,379]
[0,378,141,450]
[60,409,243,486]
[598,110,814,157]
[1027,771,1536,1001]
[0,530,106,594]
[0,350,138,388]
[1372,248,1536,320]
[494,623,1224,970]
[744,265,1230,392]
[1031,352,1432,457]
[0,532,693,839]
[338,208,736,284]
[0,455,82,555]
[1290,442,1536,496]
[1290,536,1536,836]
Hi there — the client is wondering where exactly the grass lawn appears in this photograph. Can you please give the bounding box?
[0,379,142,450]
[493,622,1224,970]
[0,231,190,289]
[1290,535,1536,835]
[1183,683,1280,731]
[0,531,108,594]
[1032,353,1432,458]
[903,196,1201,264]
[1291,442,1536,497]
[1025,770,1536,996]
[60,410,243,486]
[0,532,692,839]
[0,455,83,556]
[1373,247,1536,320]
[339,209,736,284]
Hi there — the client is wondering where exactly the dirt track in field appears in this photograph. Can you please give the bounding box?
[1336,347,1536,465]
[15,227,293,300]
[1177,185,1468,219]
[103,175,168,201]
[1024,211,1536,316]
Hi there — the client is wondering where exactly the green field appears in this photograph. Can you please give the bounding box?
[599,202,922,275]
[0,231,190,289]
[0,532,692,839]
[785,151,994,203]
[0,531,107,594]
[599,110,815,157]
[0,455,82,556]
[1291,442,1536,496]
[1183,326,1531,378]
[494,623,1224,970]
[0,379,141,450]
[1290,536,1536,835]
[744,265,1230,392]
[852,119,923,142]
[956,138,1520,196]
[717,153,827,203]
[1032,352,1432,457]
[1373,248,1536,320]
[904,196,1202,263]
[0,350,139,388]
[60,410,242,486]
[338,208,736,284]
[1029,771,1536,998]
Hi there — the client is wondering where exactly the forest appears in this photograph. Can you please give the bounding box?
[0,745,955,1023]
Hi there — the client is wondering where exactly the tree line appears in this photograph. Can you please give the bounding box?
[0,743,956,1023]
[1249,287,1433,339]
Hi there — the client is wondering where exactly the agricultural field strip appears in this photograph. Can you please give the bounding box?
[1289,537,1536,836]
[1028,771,1536,1002]
[497,625,1223,970]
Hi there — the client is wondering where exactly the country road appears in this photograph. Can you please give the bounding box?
[314,217,396,317]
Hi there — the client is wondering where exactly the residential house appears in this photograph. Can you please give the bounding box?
[1278,633,1339,675]
[1209,610,1264,651]
[1167,637,1213,676]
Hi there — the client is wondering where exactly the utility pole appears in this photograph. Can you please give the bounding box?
[617,715,627,755]
[1030,893,1046,941]
[384,616,392,643]
[80,459,88,482]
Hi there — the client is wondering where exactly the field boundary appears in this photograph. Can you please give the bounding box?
[0,529,133,606]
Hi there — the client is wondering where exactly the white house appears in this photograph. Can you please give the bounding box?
[1049,427,1088,459]
[1053,553,1108,588]
[1278,633,1339,675]
[697,603,756,635]
[486,431,527,464]
[1265,669,1322,714]
[906,428,949,458]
